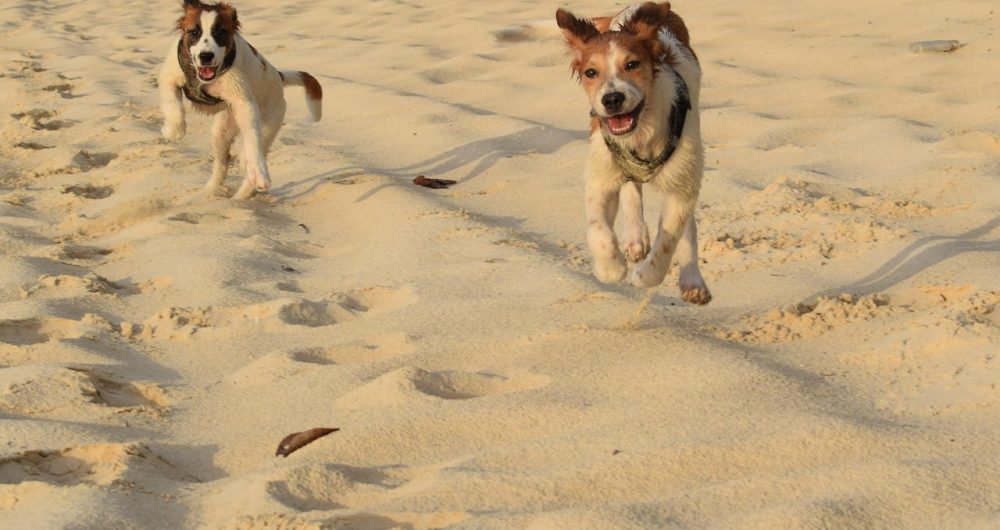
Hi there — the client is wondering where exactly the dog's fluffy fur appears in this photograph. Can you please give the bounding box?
[557,2,710,304]
[159,0,322,199]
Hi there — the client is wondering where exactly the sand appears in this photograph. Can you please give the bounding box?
[1,0,998,528]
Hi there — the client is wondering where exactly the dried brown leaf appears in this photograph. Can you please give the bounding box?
[413,175,457,189]
[275,427,339,457]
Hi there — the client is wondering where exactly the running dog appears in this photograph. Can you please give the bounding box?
[159,0,322,199]
[557,2,710,304]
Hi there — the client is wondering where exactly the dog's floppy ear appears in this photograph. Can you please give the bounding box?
[556,8,599,49]
[217,2,241,32]
[177,0,201,31]
[623,2,672,40]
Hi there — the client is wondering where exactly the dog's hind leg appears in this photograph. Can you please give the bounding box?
[676,217,711,304]
[619,181,650,262]
[232,98,286,200]
[206,110,238,194]
[260,97,286,156]
[230,99,271,198]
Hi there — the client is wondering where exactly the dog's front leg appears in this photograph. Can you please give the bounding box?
[586,177,627,283]
[206,110,238,194]
[630,192,694,288]
[230,98,271,199]
[676,216,711,304]
[159,67,186,141]
[619,181,650,262]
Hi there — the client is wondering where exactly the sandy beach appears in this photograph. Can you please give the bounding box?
[1,0,998,528]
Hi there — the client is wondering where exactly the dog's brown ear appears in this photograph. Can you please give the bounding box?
[556,8,599,49]
[217,3,241,32]
[623,2,672,40]
[177,0,200,31]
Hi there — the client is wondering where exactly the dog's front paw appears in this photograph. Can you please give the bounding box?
[621,232,650,263]
[593,255,628,284]
[248,162,271,193]
[629,259,668,288]
[161,120,186,141]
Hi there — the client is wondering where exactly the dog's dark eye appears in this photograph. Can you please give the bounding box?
[624,60,641,71]
[212,27,227,40]
[189,27,202,39]
[584,68,599,79]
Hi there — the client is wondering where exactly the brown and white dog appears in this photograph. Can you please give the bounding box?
[159,0,322,199]
[557,2,710,304]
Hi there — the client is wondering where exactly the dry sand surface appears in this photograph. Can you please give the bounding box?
[1,0,999,528]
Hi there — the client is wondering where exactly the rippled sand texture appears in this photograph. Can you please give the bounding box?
[1,0,998,528]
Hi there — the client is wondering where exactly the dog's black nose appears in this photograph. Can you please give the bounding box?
[198,51,215,64]
[601,92,625,113]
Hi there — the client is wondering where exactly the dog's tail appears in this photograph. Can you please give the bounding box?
[281,71,322,121]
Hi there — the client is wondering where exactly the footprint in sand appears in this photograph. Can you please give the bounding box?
[278,286,415,327]
[335,366,550,410]
[19,273,131,299]
[0,366,168,418]
[166,212,202,224]
[0,443,192,487]
[62,184,114,200]
[138,287,415,340]
[266,464,399,511]
[10,109,74,131]
[69,151,117,172]
[207,460,466,528]
[0,317,81,346]
[291,333,415,366]
[224,334,415,387]
[41,83,77,99]
[237,234,321,259]
[53,244,115,262]
[12,141,52,150]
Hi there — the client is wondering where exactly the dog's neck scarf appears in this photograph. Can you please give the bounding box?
[177,40,236,106]
[601,67,691,184]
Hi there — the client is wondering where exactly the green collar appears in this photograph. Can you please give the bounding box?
[601,67,691,183]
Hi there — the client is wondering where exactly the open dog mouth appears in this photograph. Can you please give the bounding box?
[197,64,220,81]
[604,101,644,136]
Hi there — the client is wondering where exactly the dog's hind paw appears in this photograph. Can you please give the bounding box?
[681,285,712,305]
[204,184,230,197]
[233,179,256,200]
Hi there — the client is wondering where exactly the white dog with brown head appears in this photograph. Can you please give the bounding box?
[557,2,710,304]
[159,0,322,199]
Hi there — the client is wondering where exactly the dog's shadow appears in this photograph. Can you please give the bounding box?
[804,215,1000,302]
[273,124,586,203]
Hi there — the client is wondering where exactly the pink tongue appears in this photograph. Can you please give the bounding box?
[199,66,216,79]
[608,114,634,132]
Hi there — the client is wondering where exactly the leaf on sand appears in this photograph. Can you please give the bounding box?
[275,427,339,457]
[413,175,457,189]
